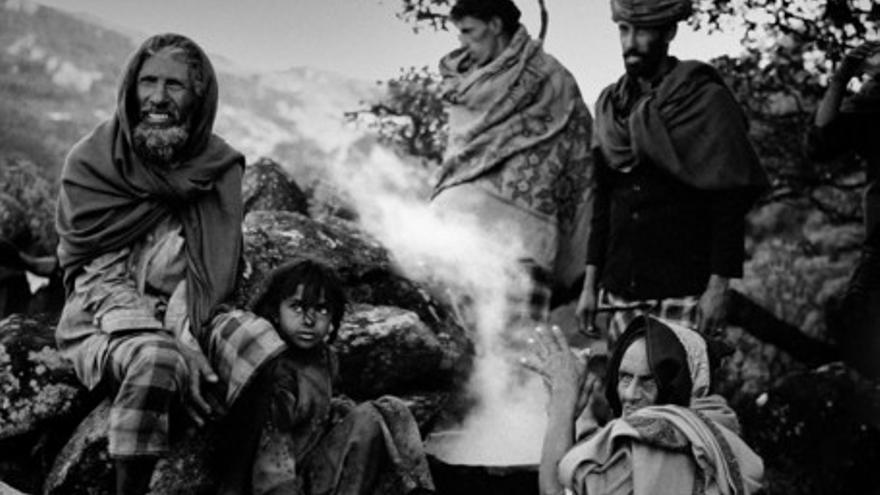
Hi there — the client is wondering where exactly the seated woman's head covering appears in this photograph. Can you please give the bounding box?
[610,0,693,27]
[605,315,711,417]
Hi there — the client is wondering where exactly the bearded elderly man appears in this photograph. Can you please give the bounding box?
[55,34,292,495]
[432,0,593,323]
[576,0,768,341]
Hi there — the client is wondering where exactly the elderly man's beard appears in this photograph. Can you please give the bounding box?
[132,120,190,166]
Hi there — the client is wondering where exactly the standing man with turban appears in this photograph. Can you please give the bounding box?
[576,0,768,341]
[55,34,294,494]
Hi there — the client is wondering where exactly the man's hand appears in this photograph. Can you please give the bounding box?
[837,41,880,82]
[698,275,729,334]
[177,343,223,426]
[575,265,599,334]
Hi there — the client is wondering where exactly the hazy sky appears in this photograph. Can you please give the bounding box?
[33,0,743,104]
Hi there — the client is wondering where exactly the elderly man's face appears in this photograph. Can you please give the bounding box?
[453,16,506,68]
[618,21,672,79]
[132,48,195,165]
[617,337,658,418]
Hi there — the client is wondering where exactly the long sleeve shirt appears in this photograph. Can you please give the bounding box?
[586,155,747,300]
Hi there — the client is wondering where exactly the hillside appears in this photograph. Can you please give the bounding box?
[0,0,381,182]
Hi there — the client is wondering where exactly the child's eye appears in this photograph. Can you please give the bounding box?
[288,303,305,314]
[314,305,330,316]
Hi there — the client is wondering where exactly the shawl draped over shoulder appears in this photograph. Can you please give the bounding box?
[56,34,244,339]
[559,316,764,495]
[434,27,593,286]
[593,59,768,197]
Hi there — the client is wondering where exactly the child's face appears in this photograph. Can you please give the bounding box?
[277,284,332,350]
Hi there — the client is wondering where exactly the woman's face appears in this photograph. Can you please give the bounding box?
[617,337,659,418]
[277,284,332,350]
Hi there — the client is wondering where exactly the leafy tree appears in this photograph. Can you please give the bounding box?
[692,0,880,222]
[346,66,447,167]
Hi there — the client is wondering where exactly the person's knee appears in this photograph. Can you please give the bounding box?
[124,337,187,394]
[347,403,383,437]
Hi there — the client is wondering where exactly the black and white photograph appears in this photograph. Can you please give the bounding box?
[0,0,878,493]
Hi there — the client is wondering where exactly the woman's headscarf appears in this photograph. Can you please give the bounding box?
[605,315,711,416]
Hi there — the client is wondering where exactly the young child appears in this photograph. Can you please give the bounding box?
[244,258,435,495]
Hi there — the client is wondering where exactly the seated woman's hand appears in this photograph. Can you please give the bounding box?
[521,325,587,408]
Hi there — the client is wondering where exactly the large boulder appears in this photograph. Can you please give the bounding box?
[0,315,84,441]
[238,211,473,388]
[45,400,218,495]
[736,364,880,495]
[335,305,451,399]
[45,392,451,495]
[242,157,309,216]
[43,400,114,495]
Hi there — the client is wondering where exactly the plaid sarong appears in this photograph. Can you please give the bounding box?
[599,289,699,342]
[203,309,287,405]
[102,310,285,458]
[104,331,187,458]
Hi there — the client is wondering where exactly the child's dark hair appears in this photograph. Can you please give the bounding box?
[250,258,347,343]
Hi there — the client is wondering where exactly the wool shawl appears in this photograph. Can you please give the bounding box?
[560,316,763,494]
[56,34,244,338]
[559,397,764,495]
[594,59,768,194]
[434,26,587,196]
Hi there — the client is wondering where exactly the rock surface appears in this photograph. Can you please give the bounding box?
[335,304,448,398]
[0,315,84,441]
[237,210,473,377]
[242,157,309,216]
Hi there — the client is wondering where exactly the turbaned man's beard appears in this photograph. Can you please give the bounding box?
[132,122,190,167]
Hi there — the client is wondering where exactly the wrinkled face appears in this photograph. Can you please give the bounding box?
[132,48,195,165]
[618,21,671,79]
[453,15,506,68]
[277,284,332,350]
[617,337,658,418]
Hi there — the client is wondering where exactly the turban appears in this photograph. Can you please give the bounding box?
[610,0,693,27]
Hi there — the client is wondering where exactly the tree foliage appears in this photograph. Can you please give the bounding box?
[346,67,447,167]
[692,0,880,222]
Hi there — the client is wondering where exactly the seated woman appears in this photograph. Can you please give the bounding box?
[215,258,435,495]
[525,316,763,495]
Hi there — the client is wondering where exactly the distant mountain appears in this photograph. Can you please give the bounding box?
[0,0,382,184]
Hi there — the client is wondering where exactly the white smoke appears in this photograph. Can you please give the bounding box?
[327,145,549,466]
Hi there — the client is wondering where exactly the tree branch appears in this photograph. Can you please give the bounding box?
[725,289,841,367]
[537,0,548,41]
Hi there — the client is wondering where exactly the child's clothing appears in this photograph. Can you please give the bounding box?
[251,348,434,495]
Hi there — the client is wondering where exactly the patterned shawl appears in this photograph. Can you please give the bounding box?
[594,59,768,195]
[56,33,244,338]
[435,26,589,197]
